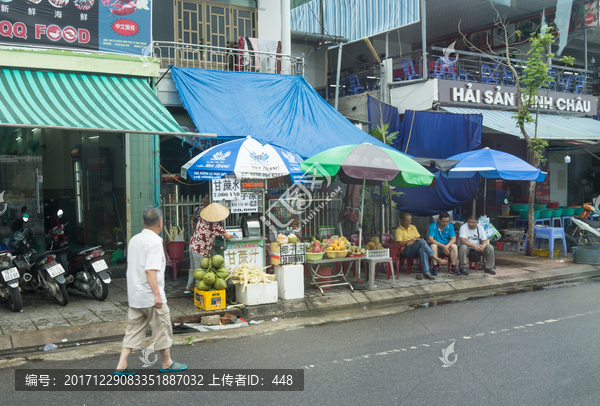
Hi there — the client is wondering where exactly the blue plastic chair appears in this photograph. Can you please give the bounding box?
[347,75,364,95]
[401,59,419,80]
[430,58,446,79]
[481,64,498,84]
[459,69,470,82]
[543,68,557,90]
[558,74,573,92]
[575,74,587,94]
[524,226,568,258]
[502,65,515,86]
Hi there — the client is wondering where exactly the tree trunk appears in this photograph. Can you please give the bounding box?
[526,180,536,256]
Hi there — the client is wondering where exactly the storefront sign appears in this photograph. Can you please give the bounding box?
[224,240,264,269]
[212,178,241,201]
[438,79,597,116]
[230,193,259,213]
[240,179,265,192]
[0,0,151,55]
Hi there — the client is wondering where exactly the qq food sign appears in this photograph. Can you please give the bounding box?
[0,0,151,55]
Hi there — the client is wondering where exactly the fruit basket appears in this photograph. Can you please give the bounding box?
[306,252,324,261]
[326,250,348,259]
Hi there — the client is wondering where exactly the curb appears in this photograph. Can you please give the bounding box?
[1,264,599,355]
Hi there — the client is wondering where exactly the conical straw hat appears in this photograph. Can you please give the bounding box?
[200,203,230,222]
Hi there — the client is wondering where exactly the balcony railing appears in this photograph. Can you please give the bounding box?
[322,46,594,100]
[152,41,305,76]
[392,47,593,95]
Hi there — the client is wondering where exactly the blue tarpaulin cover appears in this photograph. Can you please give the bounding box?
[391,110,483,216]
[367,95,400,133]
[170,67,392,159]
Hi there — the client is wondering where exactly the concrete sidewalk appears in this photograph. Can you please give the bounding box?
[0,251,598,353]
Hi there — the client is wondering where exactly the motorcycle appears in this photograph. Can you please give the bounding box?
[47,210,111,301]
[0,250,22,312]
[565,203,600,249]
[10,218,69,306]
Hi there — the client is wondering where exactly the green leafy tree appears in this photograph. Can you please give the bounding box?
[462,5,574,256]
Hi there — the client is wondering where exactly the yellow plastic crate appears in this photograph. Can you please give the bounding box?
[194,288,226,311]
[534,249,558,257]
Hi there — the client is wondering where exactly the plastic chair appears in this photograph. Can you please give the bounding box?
[524,226,567,258]
[502,65,515,86]
[163,242,187,282]
[575,74,587,94]
[542,68,557,90]
[430,58,446,79]
[381,234,395,244]
[350,234,366,246]
[399,243,422,275]
[459,69,470,82]
[558,74,573,92]
[348,75,364,95]
[401,59,419,80]
[481,64,498,84]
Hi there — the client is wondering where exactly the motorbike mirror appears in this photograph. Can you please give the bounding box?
[57,209,63,218]
[23,214,29,222]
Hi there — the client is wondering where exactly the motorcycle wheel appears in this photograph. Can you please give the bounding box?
[7,287,23,312]
[90,273,109,301]
[53,282,69,306]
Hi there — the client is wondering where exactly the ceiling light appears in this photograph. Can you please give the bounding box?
[89,136,99,139]
[367,76,378,79]
[564,154,571,164]
[592,56,596,64]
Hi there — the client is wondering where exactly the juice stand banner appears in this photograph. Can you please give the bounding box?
[0,0,151,55]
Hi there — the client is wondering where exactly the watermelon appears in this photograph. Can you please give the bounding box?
[202,272,216,285]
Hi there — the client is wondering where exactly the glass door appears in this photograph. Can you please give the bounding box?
[0,127,44,251]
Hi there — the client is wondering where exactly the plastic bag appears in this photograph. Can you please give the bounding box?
[479,216,501,240]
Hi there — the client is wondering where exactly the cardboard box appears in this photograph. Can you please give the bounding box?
[270,243,305,265]
[194,288,226,311]
[274,264,304,300]
[235,282,278,305]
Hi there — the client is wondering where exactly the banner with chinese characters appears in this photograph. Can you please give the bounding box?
[230,194,259,213]
[212,179,241,201]
[0,0,151,56]
[223,239,264,270]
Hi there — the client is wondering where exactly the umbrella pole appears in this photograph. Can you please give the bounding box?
[483,172,487,217]
[357,179,365,283]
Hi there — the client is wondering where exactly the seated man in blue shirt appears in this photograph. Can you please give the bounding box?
[427,212,461,275]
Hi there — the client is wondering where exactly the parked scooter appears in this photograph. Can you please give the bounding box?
[10,216,68,306]
[46,210,111,301]
[0,250,22,312]
[565,203,600,249]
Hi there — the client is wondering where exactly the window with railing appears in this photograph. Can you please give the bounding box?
[175,0,257,48]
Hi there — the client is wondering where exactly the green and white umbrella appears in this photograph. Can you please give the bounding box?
[301,144,434,254]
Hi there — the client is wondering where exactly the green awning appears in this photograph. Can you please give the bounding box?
[0,68,193,136]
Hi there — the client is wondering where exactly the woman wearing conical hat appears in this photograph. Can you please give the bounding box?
[185,203,234,294]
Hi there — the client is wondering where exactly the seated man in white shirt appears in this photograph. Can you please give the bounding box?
[458,215,496,275]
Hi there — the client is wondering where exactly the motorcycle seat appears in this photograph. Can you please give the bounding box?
[575,217,600,229]
[29,250,53,263]
[67,246,101,261]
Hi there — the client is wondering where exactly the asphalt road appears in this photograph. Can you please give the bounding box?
[2,279,600,406]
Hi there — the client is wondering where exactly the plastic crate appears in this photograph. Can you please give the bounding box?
[365,249,390,259]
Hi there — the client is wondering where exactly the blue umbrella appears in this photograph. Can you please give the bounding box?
[180,136,305,182]
[444,147,545,215]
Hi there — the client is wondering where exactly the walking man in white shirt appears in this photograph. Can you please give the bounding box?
[114,206,188,375]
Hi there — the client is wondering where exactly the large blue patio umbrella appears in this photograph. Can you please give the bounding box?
[444,147,545,215]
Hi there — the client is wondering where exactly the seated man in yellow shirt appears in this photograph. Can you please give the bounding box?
[394,212,447,280]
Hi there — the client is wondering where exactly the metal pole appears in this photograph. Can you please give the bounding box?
[334,43,343,110]
[483,172,487,216]
[421,0,428,80]
[585,30,588,71]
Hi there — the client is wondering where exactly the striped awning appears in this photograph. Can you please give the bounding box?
[0,68,193,136]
